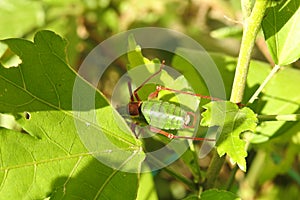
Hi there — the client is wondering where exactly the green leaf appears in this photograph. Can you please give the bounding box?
[127,34,151,69]
[172,49,272,104]
[201,101,257,171]
[200,189,241,200]
[172,49,230,107]
[158,75,200,111]
[172,48,300,144]
[137,172,158,200]
[0,30,144,198]
[126,35,169,101]
[253,67,300,143]
[262,0,300,65]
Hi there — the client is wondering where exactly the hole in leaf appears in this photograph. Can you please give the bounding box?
[24,112,31,120]
[0,45,22,68]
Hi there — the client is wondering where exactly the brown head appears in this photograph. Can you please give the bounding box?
[128,101,142,116]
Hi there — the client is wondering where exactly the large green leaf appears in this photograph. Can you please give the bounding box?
[201,101,257,171]
[262,0,300,65]
[0,30,144,199]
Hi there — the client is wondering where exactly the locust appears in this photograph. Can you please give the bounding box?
[117,62,218,142]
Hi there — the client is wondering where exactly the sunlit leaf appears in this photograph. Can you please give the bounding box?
[0,30,144,199]
[201,101,257,171]
[200,189,241,200]
[262,0,300,65]
[137,172,158,200]
[127,34,151,69]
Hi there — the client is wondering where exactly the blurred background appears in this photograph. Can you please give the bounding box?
[0,0,246,96]
[0,0,273,98]
[0,0,299,199]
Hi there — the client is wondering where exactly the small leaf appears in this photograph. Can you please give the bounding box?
[201,101,257,171]
[126,36,173,101]
[127,34,151,69]
[262,0,300,65]
[200,189,241,200]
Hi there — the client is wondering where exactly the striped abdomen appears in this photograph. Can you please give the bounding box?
[141,100,191,130]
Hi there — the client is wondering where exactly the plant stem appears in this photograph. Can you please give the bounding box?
[230,0,270,103]
[257,114,300,122]
[226,165,239,190]
[248,65,281,104]
[147,153,197,191]
[241,0,252,19]
[244,150,266,189]
[204,0,271,190]
[190,141,203,183]
[164,167,197,191]
[203,149,226,189]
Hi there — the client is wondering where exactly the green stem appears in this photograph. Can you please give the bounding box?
[241,0,252,19]
[230,0,270,103]
[226,165,239,190]
[203,150,226,189]
[244,150,266,189]
[147,141,204,189]
[257,114,300,122]
[204,0,271,190]
[163,167,197,191]
[146,153,196,191]
[248,65,281,104]
[190,142,203,183]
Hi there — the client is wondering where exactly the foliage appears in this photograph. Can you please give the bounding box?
[201,101,257,172]
[0,30,143,199]
[262,0,300,65]
[1,0,300,199]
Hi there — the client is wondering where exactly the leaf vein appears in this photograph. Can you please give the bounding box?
[0,74,136,146]
[93,150,139,200]
[63,156,83,196]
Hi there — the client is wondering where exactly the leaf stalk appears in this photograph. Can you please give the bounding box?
[203,150,226,189]
[257,114,300,122]
[248,64,281,104]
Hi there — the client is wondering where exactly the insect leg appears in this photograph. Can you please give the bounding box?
[131,61,166,101]
[154,86,247,107]
[130,122,139,138]
[127,81,135,102]
[153,85,222,101]
[149,126,215,141]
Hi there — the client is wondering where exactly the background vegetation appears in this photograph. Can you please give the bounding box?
[0,0,299,199]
